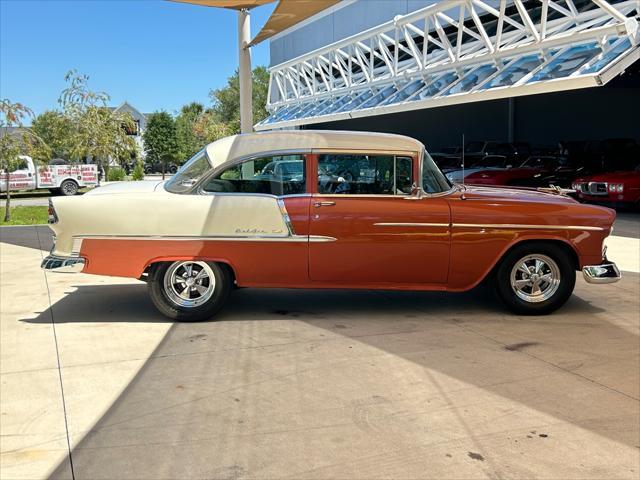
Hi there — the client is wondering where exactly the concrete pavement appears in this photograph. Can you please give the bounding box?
[1,226,639,480]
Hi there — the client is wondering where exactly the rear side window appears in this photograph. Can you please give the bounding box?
[202,154,306,195]
[317,154,413,195]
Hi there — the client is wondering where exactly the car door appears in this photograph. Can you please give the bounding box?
[309,152,450,286]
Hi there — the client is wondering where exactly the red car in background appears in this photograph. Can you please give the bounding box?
[572,165,640,209]
[464,156,577,188]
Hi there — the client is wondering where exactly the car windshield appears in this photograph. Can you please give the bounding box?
[476,156,506,167]
[164,149,212,193]
[422,150,452,193]
[521,157,552,168]
[280,162,303,175]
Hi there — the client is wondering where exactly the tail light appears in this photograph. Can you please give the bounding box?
[48,199,58,224]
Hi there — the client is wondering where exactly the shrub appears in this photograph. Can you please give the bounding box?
[107,167,126,182]
[131,161,145,181]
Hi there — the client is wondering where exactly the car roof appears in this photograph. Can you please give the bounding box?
[205,130,424,169]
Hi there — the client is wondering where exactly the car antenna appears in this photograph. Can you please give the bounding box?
[461,133,466,200]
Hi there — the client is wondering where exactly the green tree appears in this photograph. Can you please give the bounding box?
[0,100,50,222]
[175,102,205,162]
[209,66,270,133]
[143,111,178,179]
[31,110,73,161]
[192,111,234,144]
[59,70,137,178]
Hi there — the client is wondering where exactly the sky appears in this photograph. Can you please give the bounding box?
[0,0,276,121]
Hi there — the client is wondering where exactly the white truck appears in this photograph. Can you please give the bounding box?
[0,156,99,196]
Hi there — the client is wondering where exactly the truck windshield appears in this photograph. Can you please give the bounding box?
[164,150,212,193]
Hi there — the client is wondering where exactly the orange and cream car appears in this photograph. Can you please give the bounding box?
[42,131,620,321]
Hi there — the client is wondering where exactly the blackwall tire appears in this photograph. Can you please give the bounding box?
[495,242,575,315]
[59,180,78,196]
[147,261,232,321]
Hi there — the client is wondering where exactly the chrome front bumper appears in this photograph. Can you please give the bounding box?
[582,262,621,284]
[41,255,85,273]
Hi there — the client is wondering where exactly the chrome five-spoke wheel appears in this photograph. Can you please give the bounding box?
[148,260,232,321]
[496,243,575,315]
[510,254,561,303]
[163,261,216,308]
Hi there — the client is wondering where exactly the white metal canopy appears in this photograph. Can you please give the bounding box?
[256,0,640,131]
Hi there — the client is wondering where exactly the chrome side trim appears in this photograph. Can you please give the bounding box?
[41,256,86,273]
[452,223,605,231]
[277,198,296,235]
[73,234,336,243]
[70,238,83,257]
[582,263,621,284]
[374,222,450,227]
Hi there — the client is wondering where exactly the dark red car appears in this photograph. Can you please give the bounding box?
[464,156,577,188]
[572,166,640,209]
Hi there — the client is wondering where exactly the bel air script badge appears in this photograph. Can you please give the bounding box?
[235,228,284,235]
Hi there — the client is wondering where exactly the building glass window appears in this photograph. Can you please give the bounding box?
[317,154,413,195]
[203,154,306,195]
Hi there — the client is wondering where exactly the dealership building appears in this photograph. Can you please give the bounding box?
[255,0,640,153]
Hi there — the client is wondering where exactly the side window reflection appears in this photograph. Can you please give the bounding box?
[317,154,413,195]
[203,154,306,195]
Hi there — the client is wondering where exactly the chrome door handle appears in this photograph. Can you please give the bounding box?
[314,201,336,208]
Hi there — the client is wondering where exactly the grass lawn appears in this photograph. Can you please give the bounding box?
[0,206,48,226]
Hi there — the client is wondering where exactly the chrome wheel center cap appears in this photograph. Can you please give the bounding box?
[186,277,196,287]
[530,273,540,283]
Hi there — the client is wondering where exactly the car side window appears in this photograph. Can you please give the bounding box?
[202,154,306,195]
[317,154,413,195]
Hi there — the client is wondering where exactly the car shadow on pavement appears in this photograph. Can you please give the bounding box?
[20,282,604,325]
[31,277,640,478]
[21,283,163,324]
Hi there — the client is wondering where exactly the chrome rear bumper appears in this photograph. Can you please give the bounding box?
[41,255,85,273]
[582,262,621,284]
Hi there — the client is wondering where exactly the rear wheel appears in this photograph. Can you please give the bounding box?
[495,243,575,315]
[59,179,78,196]
[148,261,232,321]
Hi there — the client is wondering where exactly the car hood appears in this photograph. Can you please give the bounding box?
[460,184,578,205]
[85,180,166,195]
[451,185,614,229]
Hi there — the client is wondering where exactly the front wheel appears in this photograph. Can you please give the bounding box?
[495,243,575,315]
[148,261,232,321]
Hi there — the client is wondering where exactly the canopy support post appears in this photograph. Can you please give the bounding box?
[238,8,253,133]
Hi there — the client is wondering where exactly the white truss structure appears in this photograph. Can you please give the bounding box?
[256,0,639,130]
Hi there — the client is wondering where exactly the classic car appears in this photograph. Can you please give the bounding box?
[42,130,620,321]
[463,141,533,167]
[572,163,640,209]
[464,155,578,188]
